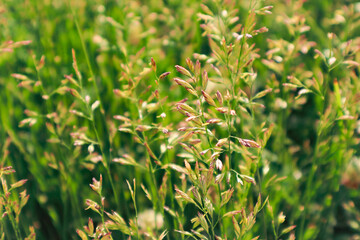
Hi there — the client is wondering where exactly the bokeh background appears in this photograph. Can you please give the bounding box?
[1,0,360,239]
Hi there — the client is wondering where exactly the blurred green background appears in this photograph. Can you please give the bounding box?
[1,0,360,239]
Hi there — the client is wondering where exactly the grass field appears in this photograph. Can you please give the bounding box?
[1,0,360,239]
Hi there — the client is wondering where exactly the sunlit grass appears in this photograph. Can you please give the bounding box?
[1,0,360,239]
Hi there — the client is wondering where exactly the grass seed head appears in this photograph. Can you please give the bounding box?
[175,65,192,78]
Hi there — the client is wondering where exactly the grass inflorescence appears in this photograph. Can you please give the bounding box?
[1,0,360,239]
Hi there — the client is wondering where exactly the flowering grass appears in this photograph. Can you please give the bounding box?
[1,0,360,239]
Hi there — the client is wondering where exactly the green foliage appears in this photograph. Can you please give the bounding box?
[1,0,360,239]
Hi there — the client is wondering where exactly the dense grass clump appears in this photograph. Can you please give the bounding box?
[1,0,360,239]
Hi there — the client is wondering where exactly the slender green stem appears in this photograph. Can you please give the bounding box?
[32,56,84,228]
[298,135,319,240]
[257,168,267,239]
[3,202,22,240]
[131,190,140,240]
[299,65,332,239]
[91,118,120,206]
[153,71,178,238]
[204,212,215,240]
[67,0,121,210]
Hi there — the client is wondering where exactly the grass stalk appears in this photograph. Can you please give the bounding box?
[66,0,121,210]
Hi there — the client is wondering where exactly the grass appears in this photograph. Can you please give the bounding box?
[0,0,360,239]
